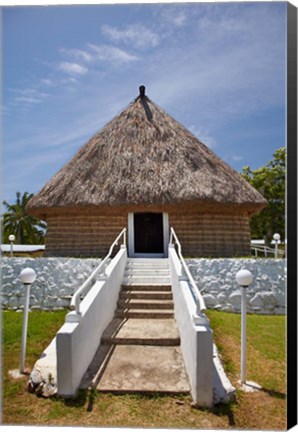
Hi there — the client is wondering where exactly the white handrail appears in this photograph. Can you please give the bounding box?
[70,228,127,314]
[169,227,206,315]
[251,245,284,258]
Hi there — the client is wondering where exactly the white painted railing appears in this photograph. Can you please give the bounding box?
[169,227,206,315]
[251,244,285,258]
[70,228,127,314]
[57,246,127,396]
[168,230,213,406]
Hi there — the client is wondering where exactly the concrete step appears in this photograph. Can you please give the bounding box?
[101,318,180,346]
[125,268,170,276]
[122,284,172,291]
[80,344,190,395]
[115,309,174,319]
[125,264,170,271]
[119,290,173,300]
[126,258,169,265]
[117,299,174,310]
[123,276,171,285]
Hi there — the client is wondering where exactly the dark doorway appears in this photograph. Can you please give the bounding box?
[134,213,164,254]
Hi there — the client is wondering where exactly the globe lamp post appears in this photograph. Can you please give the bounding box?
[236,269,253,384]
[8,234,15,258]
[19,267,36,374]
[273,233,280,259]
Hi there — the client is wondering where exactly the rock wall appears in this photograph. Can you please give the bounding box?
[1,258,101,310]
[186,258,286,314]
[1,258,285,314]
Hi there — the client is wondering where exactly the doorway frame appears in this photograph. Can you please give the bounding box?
[128,212,169,258]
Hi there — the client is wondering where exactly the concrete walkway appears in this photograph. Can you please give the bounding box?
[80,259,190,395]
[80,318,190,394]
[100,317,181,345]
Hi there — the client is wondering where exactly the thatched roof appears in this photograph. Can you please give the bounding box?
[27,86,267,217]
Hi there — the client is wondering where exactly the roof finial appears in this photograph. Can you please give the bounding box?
[139,85,146,98]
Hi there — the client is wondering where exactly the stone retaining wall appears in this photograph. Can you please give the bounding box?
[186,258,286,314]
[1,258,101,310]
[1,258,286,314]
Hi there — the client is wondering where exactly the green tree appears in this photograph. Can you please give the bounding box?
[241,147,285,245]
[2,192,46,244]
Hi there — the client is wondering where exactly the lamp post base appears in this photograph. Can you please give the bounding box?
[8,368,31,379]
[238,380,262,393]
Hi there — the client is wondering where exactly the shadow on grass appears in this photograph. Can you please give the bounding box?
[259,387,286,400]
[87,388,96,412]
[191,401,236,427]
[237,382,286,400]
[55,389,192,412]
[85,390,191,412]
[212,403,236,427]
[53,390,89,408]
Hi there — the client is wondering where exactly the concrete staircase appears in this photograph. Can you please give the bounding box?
[116,258,174,319]
[122,258,172,286]
[80,258,190,395]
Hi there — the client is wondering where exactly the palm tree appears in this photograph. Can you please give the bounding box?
[2,192,46,244]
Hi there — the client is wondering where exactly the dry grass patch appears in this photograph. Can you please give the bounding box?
[2,310,286,429]
[206,310,286,430]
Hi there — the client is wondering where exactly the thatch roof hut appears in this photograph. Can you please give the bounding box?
[27,86,267,257]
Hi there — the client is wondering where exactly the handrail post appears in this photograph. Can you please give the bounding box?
[169,227,207,318]
[169,228,173,245]
[75,294,81,315]
[70,227,127,314]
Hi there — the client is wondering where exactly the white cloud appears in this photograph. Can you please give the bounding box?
[88,44,139,65]
[172,12,188,27]
[14,96,41,105]
[59,47,93,63]
[189,125,217,149]
[40,78,54,87]
[101,24,160,50]
[19,88,49,98]
[57,43,138,72]
[145,3,285,130]
[157,8,189,28]
[8,87,50,108]
[58,62,88,76]
[232,155,244,161]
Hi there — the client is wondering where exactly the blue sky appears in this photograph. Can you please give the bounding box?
[2,2,287,206]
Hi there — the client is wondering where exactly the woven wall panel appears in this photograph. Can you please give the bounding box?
[45,215,126,257]
[45,212,251,257]
[169,213,251,257]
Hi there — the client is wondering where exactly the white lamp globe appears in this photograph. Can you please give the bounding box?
[273,233,281,241]
[8,234,15,242]
[20,268,36,285]
[236,269,253,287]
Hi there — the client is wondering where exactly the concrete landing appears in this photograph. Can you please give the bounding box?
[115,308,174,319]
[101,318,180,345]
[80,344,190,394]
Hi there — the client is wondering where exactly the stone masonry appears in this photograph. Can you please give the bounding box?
[1,257,101,311]
[187,258,286,315]
[1,257,285,314]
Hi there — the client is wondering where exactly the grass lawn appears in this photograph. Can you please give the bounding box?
[1,309,286,429]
